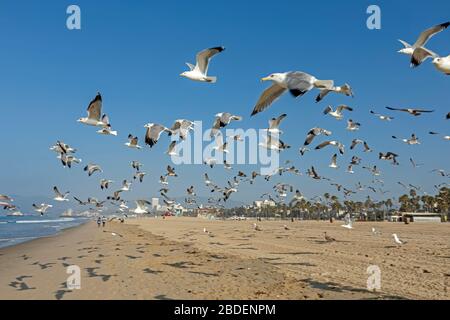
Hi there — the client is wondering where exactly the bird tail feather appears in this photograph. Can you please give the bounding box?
[206,76,217,83]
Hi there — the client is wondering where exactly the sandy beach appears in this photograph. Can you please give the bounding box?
[0,217,449,300]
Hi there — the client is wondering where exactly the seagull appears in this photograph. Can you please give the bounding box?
[307,166,321,180]
[341,214,353,229]
[447,112,450,119]
[372,227,381,235]
[379,152,399,165]
[180,46,225,83]
[315,83,354,102]
[100,179,113,190]
[213,134,229,153]
[346,164,354,174]
[251,71,334,116]
[166,140,178,156]
[50,141,76,154]
[432,55,450,75]
[169,119,194,140]
[210,113,242,137]
[303,127,332,146]
[53,186,69,202]
[397,22,449,67]
[84,163,103,177]
[289,190,304,207]
[346,119,360,131]
[60,154,82,168]
[299,147,310,156]
[263,113,287,134]
[73,197,89,205]
[125,134,142,149]
[204,157,218,168]
[385,107,434,116]
[120,180,132,191]
[96,127,118,136]
[370,110,394,121]
[77,93,110,127]
[259,134,290,151]
[144,123,171,148]
[131,161,143,171]
[107,190,123,201]
[223,160,232,170]
[350,139,372,152]
[323,105,353,120]
[392,233,406,245]
[315,140,345,155]
[159,175,169,186]
[363,165,381,176]
[204,173,213,187]
[32,203,53,215]
[329,154,339,169]
[392,133,420,145]
[133,171,146,183]
[187,186,196,196]
[132,200,151,214]
[253,223,262,231]
[166,165,178,177]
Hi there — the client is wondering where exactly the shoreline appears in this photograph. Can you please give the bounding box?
[0,217,448,299]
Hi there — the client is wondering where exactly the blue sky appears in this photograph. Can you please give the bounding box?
[0,0,449,209]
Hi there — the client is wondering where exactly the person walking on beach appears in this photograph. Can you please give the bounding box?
[97,217,101,228]
[102,216,106,227]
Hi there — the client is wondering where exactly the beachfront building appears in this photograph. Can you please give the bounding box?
[390,212,444,223]
[151,197,160,211]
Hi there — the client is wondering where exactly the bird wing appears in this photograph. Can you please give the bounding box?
[195,46,225,74]
[269,113,287,129]
[315,141,331,149]
[252,83,287,116]
[411,47,438,67]
[414,22,450,47]
[87,93,102,121]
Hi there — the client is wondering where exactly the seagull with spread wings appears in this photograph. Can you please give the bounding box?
[180,46,225,83]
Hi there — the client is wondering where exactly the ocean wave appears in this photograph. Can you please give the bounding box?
[15,218,76,224]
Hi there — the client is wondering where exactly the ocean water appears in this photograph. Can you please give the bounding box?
[0,215,89,249]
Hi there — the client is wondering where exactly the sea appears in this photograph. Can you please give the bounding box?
[0,214,90,249]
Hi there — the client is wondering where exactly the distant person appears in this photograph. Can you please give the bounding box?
[97,217,101,228]
[102,216,106,227]
[291,217,294,223]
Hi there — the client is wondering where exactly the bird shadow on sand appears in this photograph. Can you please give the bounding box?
[54,281,73,300]
[143,268,163,275]
[189,271,220,277]
[301,278,405,299]
[9,276,35,291]
[163,261,199,269]
[85,267,116,282]
[271,262,317,267]
[270,251,322,256]
[154,294,173,300]
[31,261,56,270]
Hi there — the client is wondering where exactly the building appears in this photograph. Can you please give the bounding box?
[402,212,443,223]
[151,197,160,211]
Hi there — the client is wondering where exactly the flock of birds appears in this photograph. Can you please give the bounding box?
[1,22,449,242]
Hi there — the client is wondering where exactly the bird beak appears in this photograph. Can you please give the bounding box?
[261,77,270,82]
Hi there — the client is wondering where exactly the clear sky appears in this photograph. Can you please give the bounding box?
[0,0,449,208]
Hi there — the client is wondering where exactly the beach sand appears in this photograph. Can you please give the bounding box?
[0,217,449,300]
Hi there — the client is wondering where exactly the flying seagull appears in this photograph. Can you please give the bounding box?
[370,110,394,121]
[32,203,53,215]
[125,134,142,149]
[180,46,225,83]
[166,140,178,156]
[315,140,345,155]
[100,179,113,190]
[60,154,82,168]
[144,123,171,148]
[210,113,242,137]
[385,107,434,116]
[346,119,361,131]
[132,200,151,214]
[329,154,339,169]
[303,127,332,146]
[133,171,146,183]
[263,113,287,134]
[77,93,111,127]
[169,119,194,140]
[392,133,420,145]
[53,186,69,202]
[251,71,334,116]
[323,105,353,120]
[315,83,353,102]
[397,22,449,67]
[84,163,103,176]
